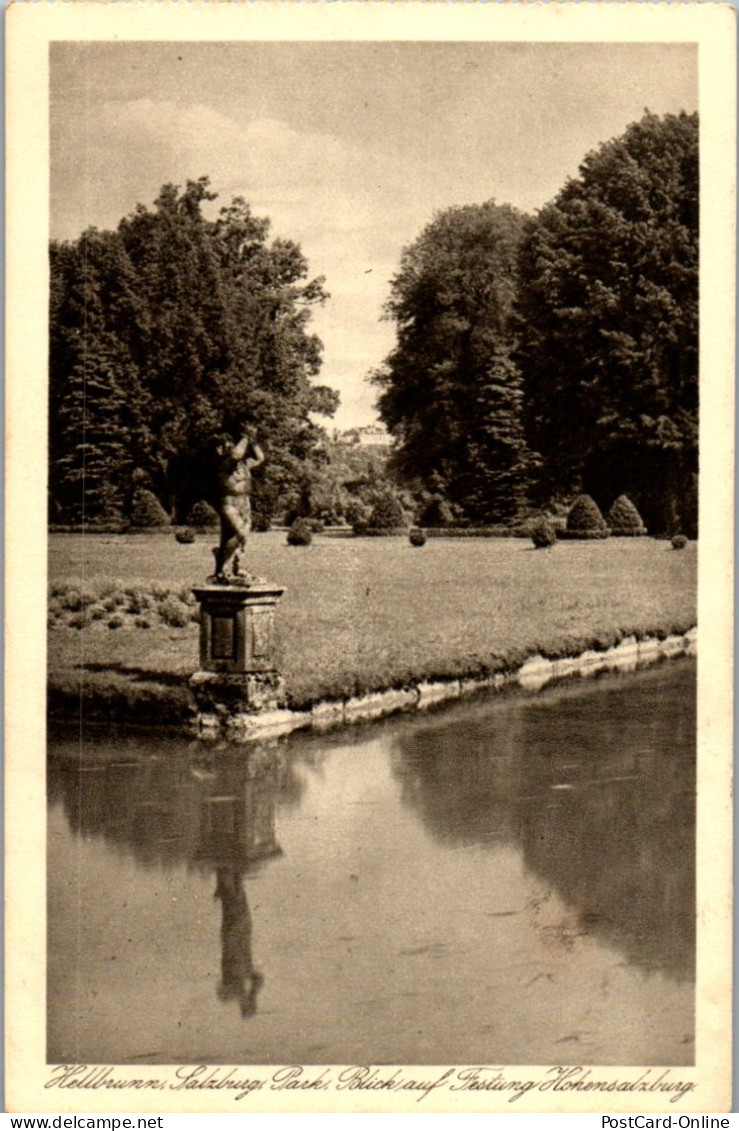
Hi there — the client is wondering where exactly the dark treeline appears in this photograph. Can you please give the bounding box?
[49,177,338,525]
[373,110,698,535]
[50,111,698,535]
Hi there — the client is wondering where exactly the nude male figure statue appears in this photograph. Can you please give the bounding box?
[211,430,264,582]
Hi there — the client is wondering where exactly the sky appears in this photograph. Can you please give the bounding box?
[50,42,697,430]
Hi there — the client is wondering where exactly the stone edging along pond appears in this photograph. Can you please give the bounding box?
[193,627,697,742]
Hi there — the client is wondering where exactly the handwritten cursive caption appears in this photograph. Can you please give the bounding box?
[44,1065,697,1105]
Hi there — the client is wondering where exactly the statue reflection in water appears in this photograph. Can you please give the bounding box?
[213,868,264,1016]
[48,737,303,1021]
[193,744,287,1018]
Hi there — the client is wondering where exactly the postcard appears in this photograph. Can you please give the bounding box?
[5,0,735,1114]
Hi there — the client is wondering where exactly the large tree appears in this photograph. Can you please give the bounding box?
[49,178,338,523]
[371,201,532,523]
[516,110,698,534]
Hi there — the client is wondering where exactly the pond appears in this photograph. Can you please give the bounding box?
[48,658,695,1067]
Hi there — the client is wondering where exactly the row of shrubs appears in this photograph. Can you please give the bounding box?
[48,578,200,631]
[530,494,692,550]
[529,493,643,547]
[278,494,693,549]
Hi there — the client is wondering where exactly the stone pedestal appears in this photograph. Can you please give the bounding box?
[189,583,286,732]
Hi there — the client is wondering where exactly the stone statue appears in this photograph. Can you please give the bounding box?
[211,429,264,583]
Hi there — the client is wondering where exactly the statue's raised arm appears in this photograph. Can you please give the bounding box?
[210,429,264,584]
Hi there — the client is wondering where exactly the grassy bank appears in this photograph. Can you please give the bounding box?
[48,531,696,721]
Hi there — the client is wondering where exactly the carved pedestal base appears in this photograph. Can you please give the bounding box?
[189,670,287,734]
[190,581,286,734]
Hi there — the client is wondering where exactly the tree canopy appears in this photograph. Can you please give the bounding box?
[371,201,532,523]
[516,110,698,534]
[371,111,699,534]
[49,178,338,524]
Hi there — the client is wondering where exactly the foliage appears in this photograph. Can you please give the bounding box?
[186,500,219,528]
[606,494,647,536]
[175,528,196,545]
[372,200,533,524]
[49,178,338,525]
[48,577,196,629]
[287,517,313,546]
[368,491,407,531]
[671,534,688,550]
[423,527,528,538]
[130,488,170,528]
[419,494,455,528]
[294,436,396,526]
[158,595,192,628]
[531,517,557,549]
[409,527,427,547]
[345,498,372,530]
[517,111,698,535]
[562,494,610,540]
[251,512,271,533]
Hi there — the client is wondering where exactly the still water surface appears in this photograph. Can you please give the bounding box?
[48,659,695,1067]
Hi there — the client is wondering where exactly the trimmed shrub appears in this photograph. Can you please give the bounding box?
[107,614,124,630]
[531,517,557,549]
[130,489,170,528]
[419,495,455,529]
[125,587,153,615]
[49,523,126,535]
[346,499,372,533]
[560,494,610,540]
[287,517,313,547]
[158,595,191,627]
[69,610,92,630]
[606,494,647,536]
[368,492,407,531]
[97,577,125,599]
[134,616,152,629]
[424,527,521,538]
[186,500,219,529]
[252,512,271,533]
[409,527,427,547]
[60,584,98,612]
[671,534,688,550]
[355,527,409,537]
[175,528,196,545]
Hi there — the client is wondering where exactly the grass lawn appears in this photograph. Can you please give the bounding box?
[48,530,697,718]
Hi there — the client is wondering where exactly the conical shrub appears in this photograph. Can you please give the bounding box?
[130,488,170,528]
[606,494,647,536]
[419,495,455,528]
[561,494,609,539]
[186,500,219,529]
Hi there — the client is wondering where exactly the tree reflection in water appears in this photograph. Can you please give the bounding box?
[47,737,311,1019]
[390,662,695,980]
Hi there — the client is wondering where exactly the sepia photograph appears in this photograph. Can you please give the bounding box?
[5,1,735,1115]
